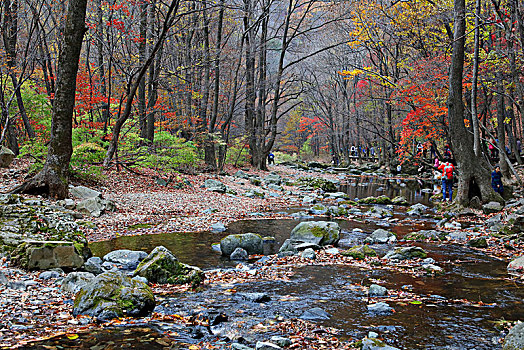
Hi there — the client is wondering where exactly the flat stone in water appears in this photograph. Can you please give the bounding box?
[299,307,330,320]
[239,292,270,303]
[367,302,393,315]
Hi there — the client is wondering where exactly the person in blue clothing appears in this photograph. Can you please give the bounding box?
[268,152,275,165]
[491,165,503,195]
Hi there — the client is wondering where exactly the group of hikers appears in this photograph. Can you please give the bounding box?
[433,144,504,202]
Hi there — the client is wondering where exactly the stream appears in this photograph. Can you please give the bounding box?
[27,176,523,349]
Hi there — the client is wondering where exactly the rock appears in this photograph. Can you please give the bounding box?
[405,230,445,242]
[103,250,148,270]
[358,195,392,205]
[391,196,409,206]
[61,272,95,293]
[263,173,282,185]
[308,204,328,215]
[256,342,282,350]
[76,197,115,217]
[341,245,377,260]
[503,322,524,350]
[267,184,283,192]
[299,307,331,320]
[210,222,226,233]
[278,239,319,254]
[245,189,265,198]
[0,271,7,284]
[230,247,248,260]
[69,185,101,199]
[39,271,61,280]
[384,246,428,260]
[58,198,76,210]
[482,201,504,215]
[328,206,348,217]
[366,206,393,218]
[468,196,482,210]
[270,336,292,347]
[220,233,264,256]
[302,196,316,204]
[300,248,316,259]
[249,176,262,186]
[240,292,270,303]
[232,344,254,350]
[407,203,429,216]
[367,302,393,315]
[0,146,15,167]
[204,179,227,193]
[233,170,250,179]
[132,276,148,284]
[364,229,396,244]
[446,231,468,241]
[84,257,104,275]
[324,247,340,255]
[423,264,443,274]
[361,337,400,350]
[468,237,488,248]
[368,284,387,297]
[289,221,340,246]
[73,271,155,320]
[134,246,204,286]
[443,221,461,230]
[11,241,86,270]
[508,256,524,274]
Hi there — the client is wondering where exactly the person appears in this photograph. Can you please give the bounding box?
[443,144,452,159]
[417,143,423,156]
[517,138,522,155]
[430,144,437,159]
[491,165,503,195]
[438,158,454,201]
[332,153,339,166]
[488,141,495,159]
[350,145,356,157]
[268,152,275,165]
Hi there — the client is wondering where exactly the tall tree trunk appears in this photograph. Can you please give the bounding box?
[138,0,148,140]
[496,75,510,177]
[471,0,482,156]
[12,0,88,199]
[448,0,502,206]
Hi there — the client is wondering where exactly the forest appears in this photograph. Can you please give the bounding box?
[0,0,524,349]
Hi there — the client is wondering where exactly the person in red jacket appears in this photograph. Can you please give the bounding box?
[438,158,455,201]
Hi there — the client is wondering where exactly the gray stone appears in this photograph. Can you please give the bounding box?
[368,284,387,297]
[361,338,400,350]
[12,241,85,270]
[256,342,282,350]
[366,206,393,218]
[468,237,488,248]
[447,231,468,241]
[103,250,148,270]
[76,197,115,217]
[324,247,340,255]
[233,170,250,179]
[482,201,504,215]
[308,204,328,215]
[8,281,26,290]
[69,185,101,199]
[364,229,396,244]
[84,257,104,275]
[290,221,340,246]
[230,247,248,260]
[231,344,254,350]
[263,173,282,185]
[300,248,316,259]
[0,271,7,284]
[391,196,409,206]
[407,203,429,216]
[367,302,393,315]
[132,276,148,284]
[302,196,316,205]
[270,336,292,347]
[0,146,15,168]
[299,307,331,320]
[220,233,264,256]
[503,322,524,350]
[134,246,204,286]
[73,271,155,320]
[384,246,428,260]
[210,222,226,233]
[39,271,60,280]
[240,292,270,303]
[58,198,76,210]
[267,184,283,192]
[61,272,95,293]
[508,256,524,274]
[204,179,227,193]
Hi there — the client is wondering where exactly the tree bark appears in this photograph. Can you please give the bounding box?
[471,0,481,156]
[11,0,88,199]
[447,0,502,206]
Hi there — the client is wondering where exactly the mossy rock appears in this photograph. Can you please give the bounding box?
[339,200,358,206]
[290,221,340,246]
[73,271,155,320]
[134,246,204,287]
[297,177,338,192]
[358,195,392,205]
[220,233,264,256]
[404,230,445,242]
[468,237,488,248]
[341,245,377,260]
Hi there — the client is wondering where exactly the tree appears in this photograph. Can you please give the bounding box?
[447,0,502,206]
[11,0,88,199]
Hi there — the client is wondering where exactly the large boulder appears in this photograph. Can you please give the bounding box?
[289,221,340,246]
[69,185,101,199]
[76,197,115,217]
[204,179,227,193]
[133,246,204,286]
[358,196,392,205]
[61,272,95,293]
[263,173,282,185]
[11,240,85,270]
[482,201,504,215]
[508,256,524,274]
[384,246,428,260]
[0,146,15,168]
[220,233,264,256]
[341,245,377,260]
[73,271,155,320]
[364,229,396,244]
[503,322,524,350]
[103,250,148,270]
